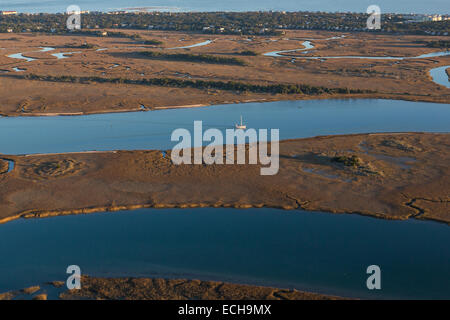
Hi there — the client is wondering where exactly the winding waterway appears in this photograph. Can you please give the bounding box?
[5,159,14,173]
[2,39,450,299]
[7,47,84,63]
[429,65,450,89]
[263,40,450,61]
[264,42,450,87]
[303,51,450,60]
[0,158,14,173]
[264,40,314,57]
[7,47,55,62]
[50,51,81,59]
[1,99,449,155]
[7,53,36,62]
[0,98,449,299]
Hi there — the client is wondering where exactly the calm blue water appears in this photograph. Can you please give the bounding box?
[264,40,314,57]
[264,41,450,59]
[1,98,449,299]
[430,66,450,89]
[0,208,449,299]
[1,0,449,14]
[1,99,449,155]
[305,51,450,60]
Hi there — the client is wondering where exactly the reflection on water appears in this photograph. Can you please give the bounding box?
[6,159,14,173]
[38,47,55,53]
[0,208,449,299]
[264,40,314,57]
[303,51,450,60]
[0,158,14,173]
[7,47,55,62]
[429,65,450,89]
[7,53,35,62]
[263,36,449,61]
[0,99,449,155]
[51,52,81,59]
[263,37,450,61]
[168,40,213,50]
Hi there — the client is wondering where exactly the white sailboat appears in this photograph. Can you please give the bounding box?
[235,115,246,129]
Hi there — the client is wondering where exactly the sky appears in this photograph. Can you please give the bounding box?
[0,0,449,14]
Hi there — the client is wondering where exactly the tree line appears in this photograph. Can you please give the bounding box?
[23,73,374,95]
[0,12,447,36]
[140,52,246,65]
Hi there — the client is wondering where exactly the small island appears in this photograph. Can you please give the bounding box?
[1,133,448,225]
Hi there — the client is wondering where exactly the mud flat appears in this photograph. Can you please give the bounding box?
[61,276,343,300]
[0,277,343,300]
[0,159,8,174]
[0,132,448,224]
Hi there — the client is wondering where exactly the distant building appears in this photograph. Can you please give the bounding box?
[431,14,442,21]
[0,10,17,15]
[404,14,450,23]
[108,10,127,15]
[430,15,450,21]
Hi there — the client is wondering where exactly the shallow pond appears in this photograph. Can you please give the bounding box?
[303,51,450,60]
[12,67,25,72]
[51,52,81,59]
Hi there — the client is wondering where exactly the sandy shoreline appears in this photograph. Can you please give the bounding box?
[0,276,346,300]
[0,93,448,118]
